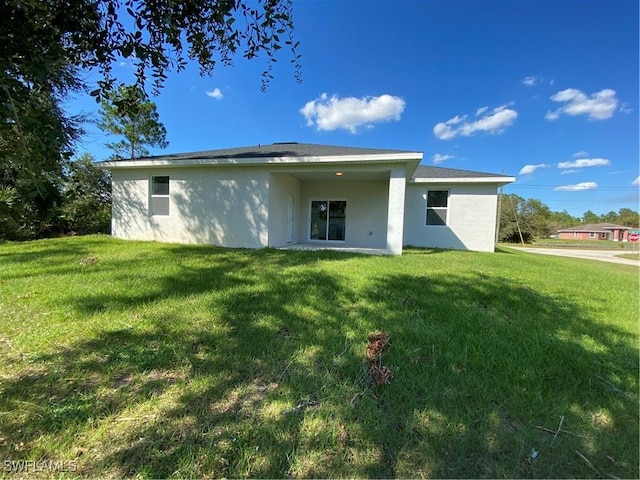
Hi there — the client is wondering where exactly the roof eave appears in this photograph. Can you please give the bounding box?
[100,152,423,169]
[410,176,515,185]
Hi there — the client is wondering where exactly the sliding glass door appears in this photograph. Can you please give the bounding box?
[310,200,346,241]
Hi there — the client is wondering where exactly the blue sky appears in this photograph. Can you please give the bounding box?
[66,0,639,218]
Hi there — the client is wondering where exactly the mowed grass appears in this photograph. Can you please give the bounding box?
[0,236,637,479]
[531,238,636,250]
[617,252,640,261]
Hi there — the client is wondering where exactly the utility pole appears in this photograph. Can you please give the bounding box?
[494,170,504,245]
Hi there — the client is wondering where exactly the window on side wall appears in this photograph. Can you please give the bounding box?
[600,232,607,239]
[150,175,170,215]
[426,190,449,226]
[589,232,596,238]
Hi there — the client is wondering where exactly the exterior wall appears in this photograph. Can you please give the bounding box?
[267,173,301,247]
[558,231,612,240]
[403,183,499,252]
[386,167,407,255]
[612,228,628,241]
[110,164,504,253]
[111,167,269,247]
[299,180,389,249]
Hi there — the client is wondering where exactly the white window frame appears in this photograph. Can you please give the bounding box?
[425,189,449,226]
[588,232,596,239]
[308,198,347,242]
[150,175,170,216]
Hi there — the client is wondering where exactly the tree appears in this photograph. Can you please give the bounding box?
[582,210,600,224]
[548,210,580,233]
[1,0,300,238]
[0,83,74,239]
[600,210,621,224]
[2,0,301,99]
[519,198,553,239]
[98,85,168,159]
[498,194,554,243]
[498,194,532,243]
[618,208,640,228]
[60,153,112,234]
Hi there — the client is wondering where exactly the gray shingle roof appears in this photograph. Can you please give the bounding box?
[103,143,512,182]
[121,143,420,162]
[412,165,510,179]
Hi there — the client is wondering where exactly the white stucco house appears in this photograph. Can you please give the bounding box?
[101,143,515,255]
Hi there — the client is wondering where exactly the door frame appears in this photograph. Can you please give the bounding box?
[286,194,295,244]
[308,198,347,242]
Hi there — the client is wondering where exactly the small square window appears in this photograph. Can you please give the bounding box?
[589,232,596,238]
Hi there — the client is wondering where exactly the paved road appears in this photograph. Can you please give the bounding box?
[506,246,640,266]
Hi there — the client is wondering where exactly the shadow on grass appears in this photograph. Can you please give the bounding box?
[0,246,637,478]
[0,253,363,477]
[352,273,638,478]
[494,246,516,254]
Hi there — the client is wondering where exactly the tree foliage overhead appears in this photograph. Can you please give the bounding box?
[3,0,301,95]
[0,0,300,239]
[98,85,168,159]
[92,0,303,94]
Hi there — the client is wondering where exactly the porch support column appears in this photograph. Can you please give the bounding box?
[386,166,407,255]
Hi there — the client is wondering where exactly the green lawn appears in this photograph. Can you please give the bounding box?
[530,238,637,250]
[0,236,638,478]
[617,252,640,261]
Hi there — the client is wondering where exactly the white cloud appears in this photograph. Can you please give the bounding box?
[432,153,455,164]
[545,88,618,120]
[475,106,488,116]
[544,110,560,121]
[433,104,517,140]
[557,158,611,169]
[206,88,224,100]
[522,75,541,86]
[619,102,634,114]
[519,164,549,175]
[432,115,466,140]
[554,182,598,192]
[572,150,589,158]
[560,169,579,175]
[300,93,406,133]
[633,176,640,186]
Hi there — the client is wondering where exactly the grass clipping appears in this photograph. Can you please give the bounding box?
[366,331,393,385]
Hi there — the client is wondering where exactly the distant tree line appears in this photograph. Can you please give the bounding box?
[498,193,640,243]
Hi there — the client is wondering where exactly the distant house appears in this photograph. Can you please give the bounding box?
[557,223,633,241]
[101,143,515,254]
